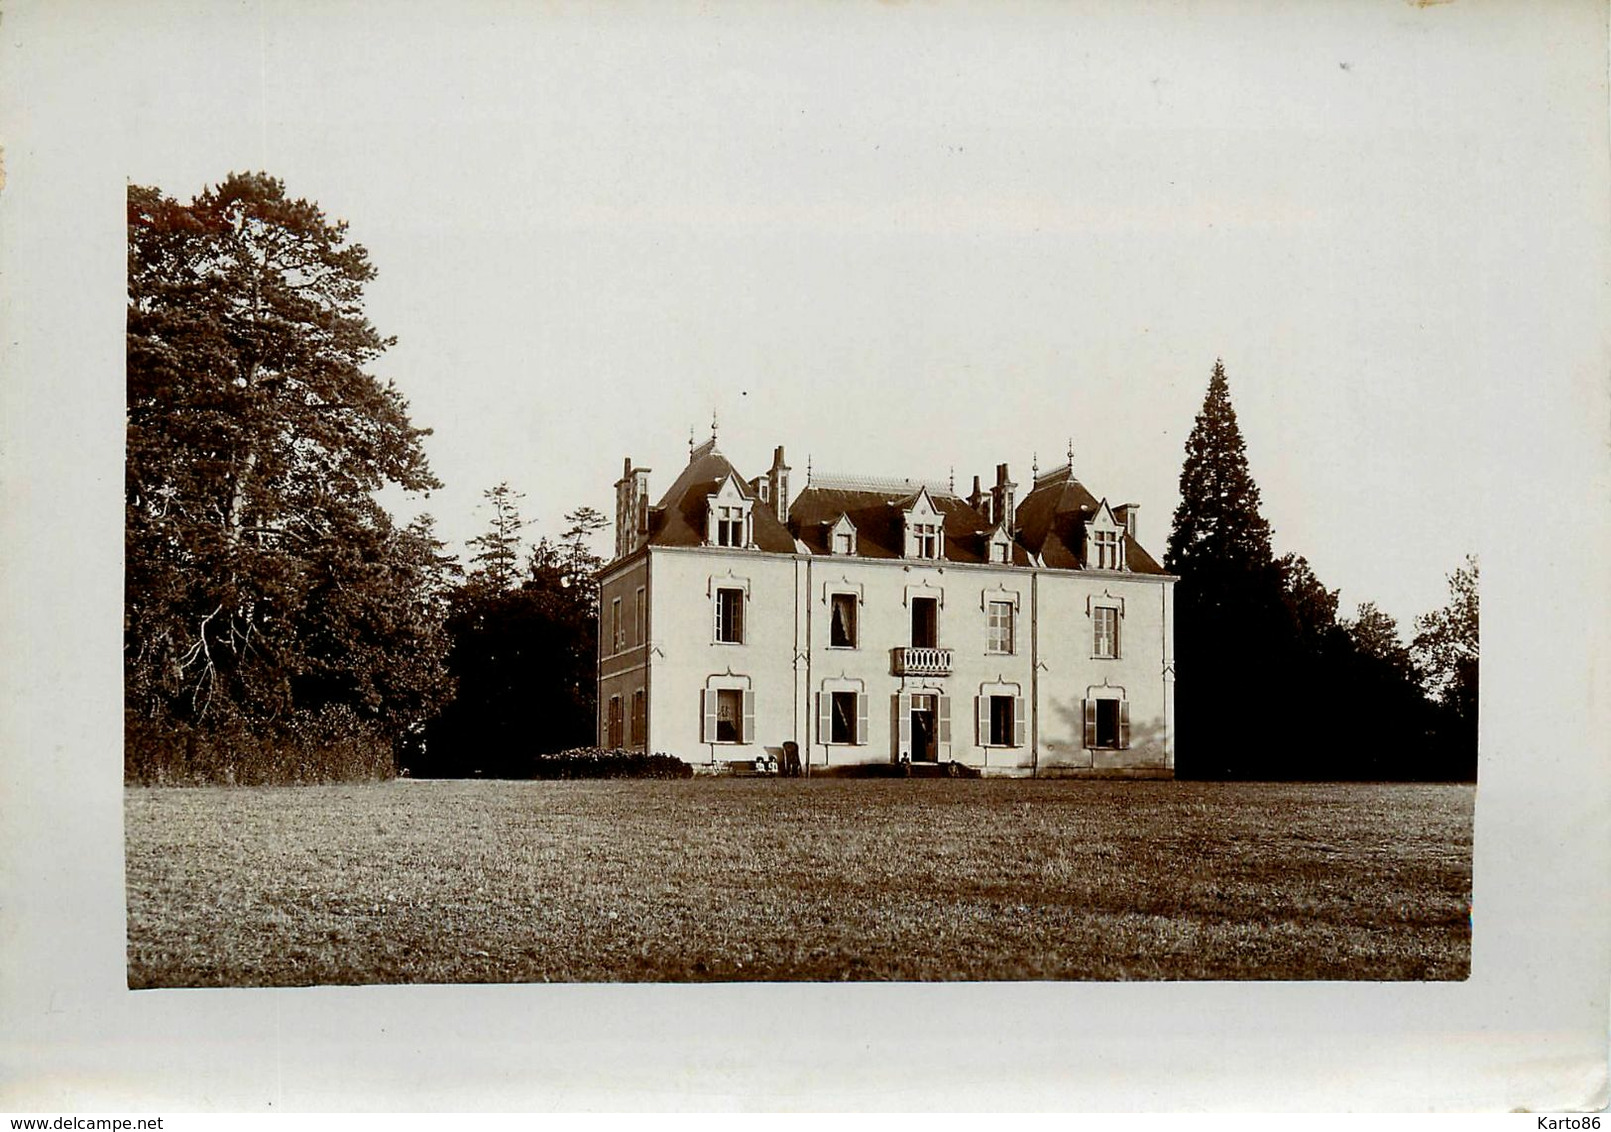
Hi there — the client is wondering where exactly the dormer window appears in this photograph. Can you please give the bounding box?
[715,505,747,547]
[1092,529,1120,570]
[902,488,946,560]
[912,521,941,558]
[1083,500,1126,571]
[705,474,754,549]
[827,513,858,556]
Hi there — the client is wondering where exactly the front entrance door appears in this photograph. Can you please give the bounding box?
[910,693,938,762]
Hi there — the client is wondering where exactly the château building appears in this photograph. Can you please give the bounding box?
[597,429,1176,776]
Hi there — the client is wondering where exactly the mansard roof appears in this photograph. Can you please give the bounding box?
[642,439,797,553]
[789,480,1032,566]
[1014,464,1167,574]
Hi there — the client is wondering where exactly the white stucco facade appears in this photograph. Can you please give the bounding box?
[598,437,1176,777]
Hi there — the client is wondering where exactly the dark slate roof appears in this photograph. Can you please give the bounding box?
[640,448,1166,575]
[789,481,1032,566]
[643,439,798,553]
[1014,465,1168,574]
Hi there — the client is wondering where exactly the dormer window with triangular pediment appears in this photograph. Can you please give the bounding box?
[902,487,946,560]
[827,513,858,556]
[705,474,754,549]
[1084,499,1126,571]
[984,518,1012,565]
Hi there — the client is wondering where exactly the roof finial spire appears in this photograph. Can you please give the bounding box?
[806,453,813,486]
[948,466,955,493]
[1067,436,1075,468]
[711,407,719,444]
[689,425,696,461]
[1032,451,1039,479]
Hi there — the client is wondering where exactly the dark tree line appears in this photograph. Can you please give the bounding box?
[1164,361,1477,781]
[407,488,607,778]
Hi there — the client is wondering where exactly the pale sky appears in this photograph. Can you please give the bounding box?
[82,0,1611,627]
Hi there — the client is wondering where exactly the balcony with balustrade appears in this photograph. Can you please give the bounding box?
[891,646,953,677]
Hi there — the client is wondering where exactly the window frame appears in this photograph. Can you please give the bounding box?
[714,586,746,644]
[1092,604,1120,659]
[828,591,859,649]
[987,599,1015,655]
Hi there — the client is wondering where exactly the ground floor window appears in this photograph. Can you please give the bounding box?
[703,686,754,744]
[631,688,646,747]
[1084,696,1130,750]
[820,689,866,745]
[607,695,623,748]
[984,694,1025,747]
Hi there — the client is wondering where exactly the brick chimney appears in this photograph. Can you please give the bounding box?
[767,445,791,524]
[1115,503,1139,539]
[990,463,1017,537]
[613,457,652,559]
[969,475,986,519]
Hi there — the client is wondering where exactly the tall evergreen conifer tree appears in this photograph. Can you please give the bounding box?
[1165,361,1288,777]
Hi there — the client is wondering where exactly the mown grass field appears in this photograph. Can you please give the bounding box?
[125,778,1473,986]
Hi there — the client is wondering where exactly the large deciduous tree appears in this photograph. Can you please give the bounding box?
[1413,555,1479,777]
[126,173,452,779]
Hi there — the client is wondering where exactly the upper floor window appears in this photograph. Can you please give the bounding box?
[715,504,748,547]
[1091,529,1121,570]
[715,586,745,644]
[991,540,1010,564]
[834,532,854,554]
[911,521,942,559]
[1093,606,1120,658]
[911,596,939,649]
[902,488,946,560]
[705,474,754,548]
[987,600,1015,654]
[610,597,623,653]
[634,587,645,645]
[829,593,858,648]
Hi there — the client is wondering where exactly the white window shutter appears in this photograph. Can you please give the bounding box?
[937,695,951,748]
[816,692,830,746]
[1083,698,1097,749]
[1014,695,1026,748]
[741,690,756,744]
[1119,700,1131,749]
[702,690,717,743]
[897,693,912,756]
[856,693,868,746]
[975,696,985,747]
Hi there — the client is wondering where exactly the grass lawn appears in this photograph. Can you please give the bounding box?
[125,778,1473,986]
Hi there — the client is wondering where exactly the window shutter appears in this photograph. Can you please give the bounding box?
[816,692,830,746]
[856,693,868,745]
[897,693,912,757]
[702,690,717,743]
[1119,700,1131,749]
[1083,698,1097,749]
[937,694,951,747]
[741,690,756,744]
[1014,696,1026,748]
[975,696,985,747]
